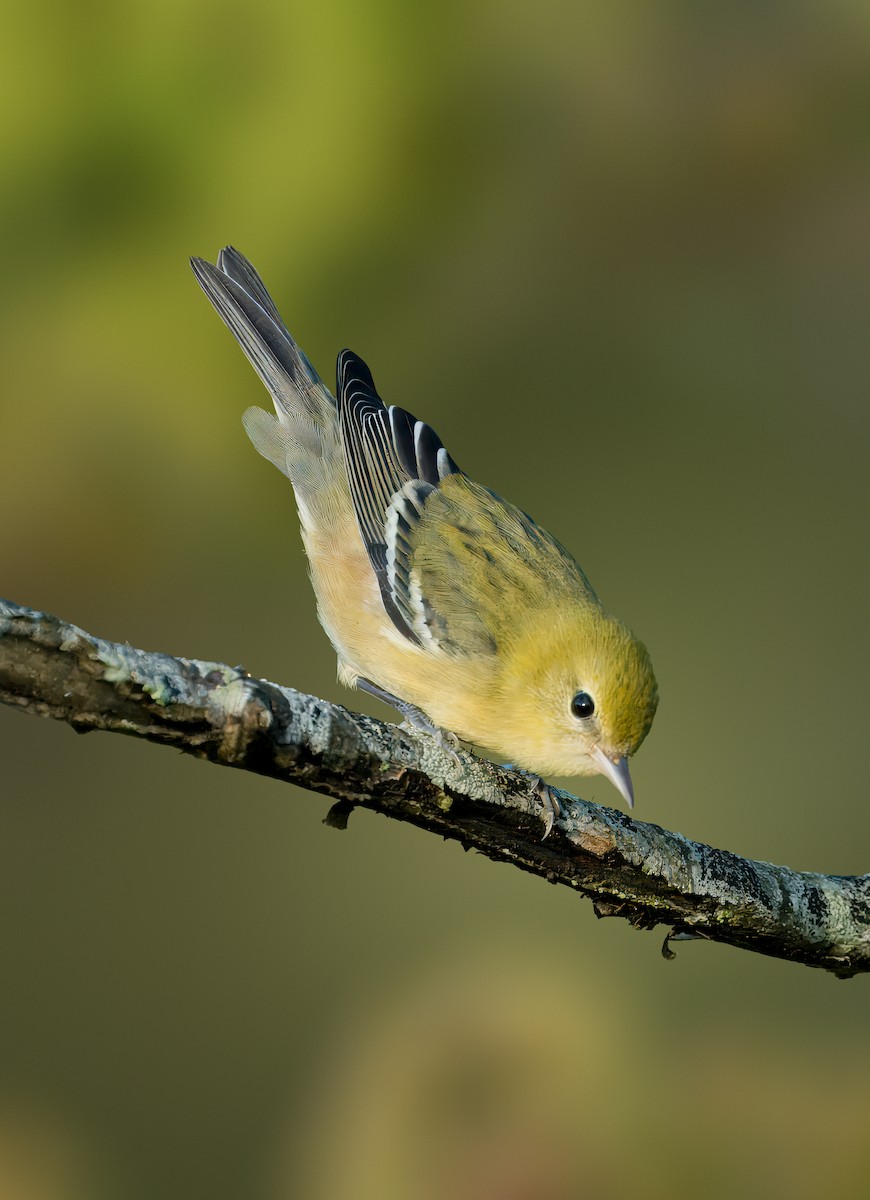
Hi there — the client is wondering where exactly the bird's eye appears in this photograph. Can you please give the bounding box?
[571,691,595,720]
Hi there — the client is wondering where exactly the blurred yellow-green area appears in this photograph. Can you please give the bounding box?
[2,1,870,1197]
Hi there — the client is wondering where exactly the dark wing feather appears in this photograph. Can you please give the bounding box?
[336,349,461,643]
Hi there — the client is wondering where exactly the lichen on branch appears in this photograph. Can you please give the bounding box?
[1,597,868,978]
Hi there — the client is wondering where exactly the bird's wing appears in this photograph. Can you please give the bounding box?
[337,348,594,654]
[391,474,598,656]
[336,349,460,643]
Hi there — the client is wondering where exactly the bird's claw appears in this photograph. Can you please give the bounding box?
[503,765,562,838]
[398,712,463,769]
[532,777,563,838]
[427,725,463,770]
[358,679,464,769]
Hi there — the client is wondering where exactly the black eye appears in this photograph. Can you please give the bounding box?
[571,691,595,720]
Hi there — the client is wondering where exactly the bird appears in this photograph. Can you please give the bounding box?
[191,247,657,828]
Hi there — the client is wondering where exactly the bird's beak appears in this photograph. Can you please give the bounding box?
[590,746,635,809]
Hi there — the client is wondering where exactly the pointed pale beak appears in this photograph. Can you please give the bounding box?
[590,746,635,809]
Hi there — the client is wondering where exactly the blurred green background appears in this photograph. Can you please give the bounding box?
[2,1,870,1197]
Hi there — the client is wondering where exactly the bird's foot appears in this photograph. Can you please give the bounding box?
[532,776,563,839]
[357,678,463,767]
[400,713,463,771]
[501,765,563,838]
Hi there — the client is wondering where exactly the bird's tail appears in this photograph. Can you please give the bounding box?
[190,247,339,482]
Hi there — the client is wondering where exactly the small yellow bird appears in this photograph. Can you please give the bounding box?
[191,248,657,822]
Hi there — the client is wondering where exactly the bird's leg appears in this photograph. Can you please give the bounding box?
[359,680,557,831]
[357,678,463,764]
[532,777,563,839]
[357,677,436,729]
[501,765,563,839]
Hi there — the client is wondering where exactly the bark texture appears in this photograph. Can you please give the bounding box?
[1,598,868,977]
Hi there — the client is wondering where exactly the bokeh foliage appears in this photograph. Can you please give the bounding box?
[2,2,869,1197]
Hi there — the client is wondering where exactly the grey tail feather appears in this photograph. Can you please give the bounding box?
[190,249,335,415]
[216,246,288,328]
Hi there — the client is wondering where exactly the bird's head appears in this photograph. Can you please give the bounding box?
[495,606,658,807]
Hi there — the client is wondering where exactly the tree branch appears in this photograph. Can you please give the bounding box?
[1,597,867,977]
